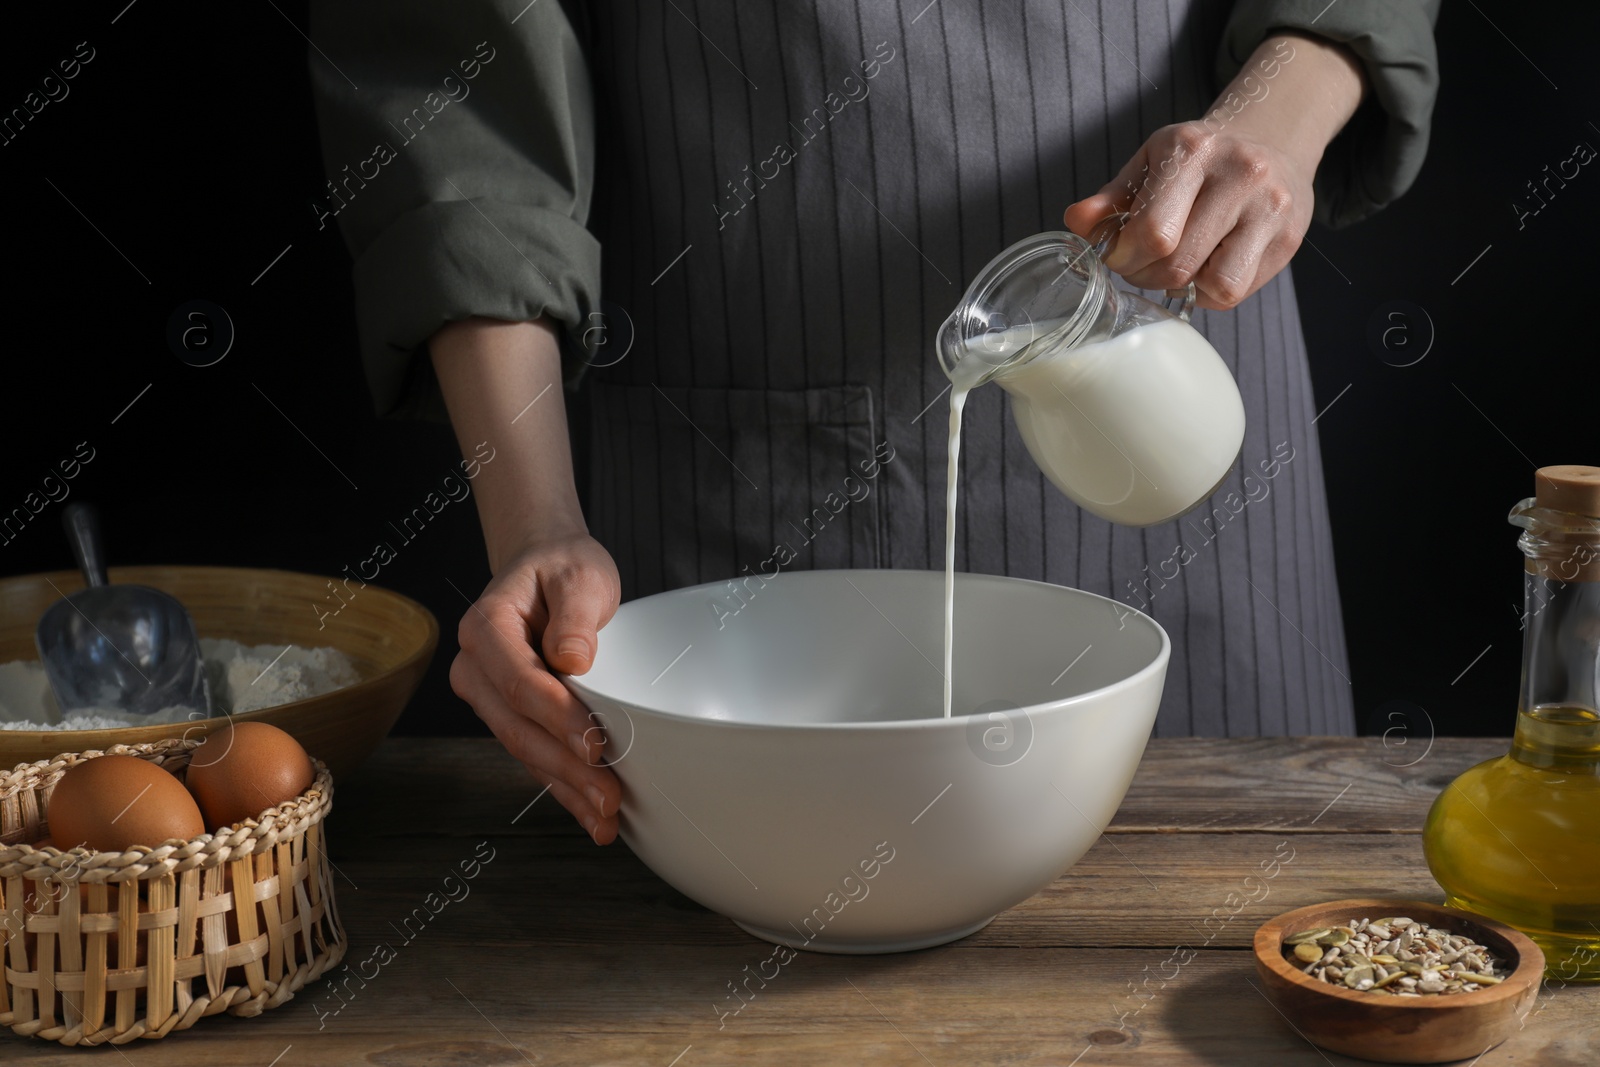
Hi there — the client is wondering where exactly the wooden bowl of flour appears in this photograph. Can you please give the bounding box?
[0,566,436,788]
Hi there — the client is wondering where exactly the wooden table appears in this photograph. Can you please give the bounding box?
[5,737,1594,1065]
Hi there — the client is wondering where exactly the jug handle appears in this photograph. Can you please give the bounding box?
[1088,212,1197,323]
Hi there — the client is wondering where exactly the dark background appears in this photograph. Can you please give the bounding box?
[0,2,1592,739]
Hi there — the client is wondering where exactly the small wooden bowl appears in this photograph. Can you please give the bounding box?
[1254,899,1544,1064]
[0,566,437,782]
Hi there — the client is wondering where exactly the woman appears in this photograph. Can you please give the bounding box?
[310,0,1440,843]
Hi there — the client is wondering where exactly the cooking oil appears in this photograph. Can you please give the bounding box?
[1424,706,1600,981]
[1423,466,1600,983]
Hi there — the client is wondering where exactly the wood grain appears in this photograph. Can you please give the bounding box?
[1110,736,1506,833]
[322,736,1509,841]
[309,832,1442,951]
[1,947,1591,1066]
[3,737,1591,1066]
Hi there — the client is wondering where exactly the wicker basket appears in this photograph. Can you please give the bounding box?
[0,738,346,1045]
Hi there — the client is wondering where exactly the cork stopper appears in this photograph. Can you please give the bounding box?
[1535,465,1600,518]
[1526,465,1600,582]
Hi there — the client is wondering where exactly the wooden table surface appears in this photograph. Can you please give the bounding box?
[4,737,1595,1065]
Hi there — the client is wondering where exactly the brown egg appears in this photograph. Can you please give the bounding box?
[186,723,314,832]
[47,755,205,853]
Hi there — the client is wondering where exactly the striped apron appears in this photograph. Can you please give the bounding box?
[578,0,1354,737]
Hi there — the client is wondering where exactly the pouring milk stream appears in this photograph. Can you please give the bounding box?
[937,219,1246,717]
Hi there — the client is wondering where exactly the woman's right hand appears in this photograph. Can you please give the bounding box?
[448,531,624,844]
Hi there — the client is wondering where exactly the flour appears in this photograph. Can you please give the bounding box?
[0,639,359,731]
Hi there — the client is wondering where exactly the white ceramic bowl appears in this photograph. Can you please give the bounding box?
[565,569,1169,953]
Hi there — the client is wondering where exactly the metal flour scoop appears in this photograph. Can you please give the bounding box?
[35,503,211,720]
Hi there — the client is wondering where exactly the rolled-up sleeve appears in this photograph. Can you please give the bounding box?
[308,1,598,418]
[1217,0,1442,229]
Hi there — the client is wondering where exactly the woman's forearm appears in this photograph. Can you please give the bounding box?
[430,317,587,573]
[1214,31,1367,168]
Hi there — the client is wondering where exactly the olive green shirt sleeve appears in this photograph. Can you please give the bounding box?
[1217,0,1442,229]
[307,1,598,419]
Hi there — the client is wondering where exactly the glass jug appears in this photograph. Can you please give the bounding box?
[936,216,1245,527]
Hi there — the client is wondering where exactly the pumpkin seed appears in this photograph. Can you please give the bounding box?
[1286,928,1334,946]
[1458,972,1502,985]
[1343,965,1374,989]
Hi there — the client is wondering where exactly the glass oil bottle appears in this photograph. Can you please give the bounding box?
[1424,465,1600,982]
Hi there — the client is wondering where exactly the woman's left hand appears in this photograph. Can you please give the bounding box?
[1062,123,1315,312]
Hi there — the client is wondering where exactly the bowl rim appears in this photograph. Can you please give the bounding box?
[1252,897,1545,1012]
[563,568,1171,731]
[0,564,439,740]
